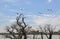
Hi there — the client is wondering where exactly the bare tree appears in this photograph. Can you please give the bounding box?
[39,24,56,39]
[5,24,19,39]
[4,14,31,39]
[39,26,43,39]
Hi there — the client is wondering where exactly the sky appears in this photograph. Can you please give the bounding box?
[0,0,60,32]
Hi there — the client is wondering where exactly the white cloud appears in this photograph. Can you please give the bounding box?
[33,15,60,25]
[0,4,18,13]
[25,14,59,26]
[0,13,16,33]
[40,14,56,17]
[0,13,16,26]
[9,19,16,23]
[0,26,6,32]
[8,9,18,13]
[48,0,52,3]
[25,14,60,30]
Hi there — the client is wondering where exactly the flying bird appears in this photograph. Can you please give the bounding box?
[38,12,43,14]
[17,13,18,14]
[47,9,53,12]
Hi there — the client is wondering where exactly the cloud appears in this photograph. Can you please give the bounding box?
[0,13,16,26]
[25,14,60,30]
[0,4,18,13]
[9,19,16,23]
[0,13,17,33]
[40,14,56,17]
[8,9,18,13]
[48,0,52,3]
[33,15,60,25]
[0,26,6,33]
[0,13,60,32]
[25,14,59,25]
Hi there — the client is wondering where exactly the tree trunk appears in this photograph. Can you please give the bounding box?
[33,35,35,39]
[17,35,22,39]
[49,34,52,39]
[41,33,43,39]
[24,34,27,39]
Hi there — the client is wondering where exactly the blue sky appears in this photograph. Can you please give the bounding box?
[0,0,60,32]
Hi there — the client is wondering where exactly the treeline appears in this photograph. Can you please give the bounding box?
[3,14,60,39]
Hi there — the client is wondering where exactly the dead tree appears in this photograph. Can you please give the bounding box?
[39,24,56,39]
[4,14,31,39]
[39,26,43,39]
[16,14,28,39]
